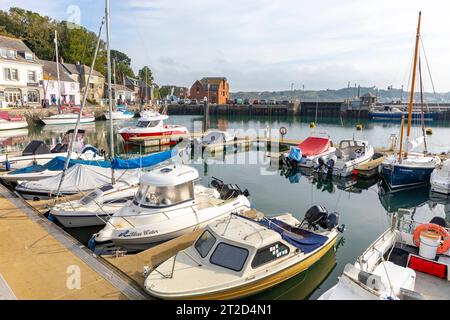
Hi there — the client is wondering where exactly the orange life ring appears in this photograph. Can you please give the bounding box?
[413,223,450,255]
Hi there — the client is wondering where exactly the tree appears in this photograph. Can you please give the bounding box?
[138,66,154,86]
[111,49,135,83]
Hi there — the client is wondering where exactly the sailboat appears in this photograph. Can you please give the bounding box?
[40,31,95,125]
[381,12,440,190]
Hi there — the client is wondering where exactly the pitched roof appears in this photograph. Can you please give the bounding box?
[361,92,376,98]
[62,62,104,78]
[200,77,227,85]
[105,83,133,92]
[40,59,76,82]
[0,35,33,53]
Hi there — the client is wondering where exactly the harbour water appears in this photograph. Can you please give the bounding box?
[2,114,449,299]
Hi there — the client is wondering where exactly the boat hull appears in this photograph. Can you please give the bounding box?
[41,116,95,125]
[104,112,135,120]
[119,129,188,144]
[0,121,28,131]
[368,111,439,121]
[51,211,110,228]
[151,235,337,300]
[381,163,435,189]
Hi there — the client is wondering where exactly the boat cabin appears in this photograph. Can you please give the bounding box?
[132,165,199,208]
[192,216,289,275]
[336,139,368,161]
[135,115,169,129]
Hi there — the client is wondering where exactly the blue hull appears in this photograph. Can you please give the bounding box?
[381,164,435,189]
[369,111,439,121]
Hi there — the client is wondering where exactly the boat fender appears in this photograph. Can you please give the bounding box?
[337,224,346,233]
[5,160,10,171]
[324,212,339,230]
[88,236,97,251]
[47,213,55,222]
[413,223,450,254]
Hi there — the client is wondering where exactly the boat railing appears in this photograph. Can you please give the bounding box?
[356,227,397,270]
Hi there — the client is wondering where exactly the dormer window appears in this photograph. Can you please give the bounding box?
[6,50,16,58]
[0,49,6,58]
[25,52,33,60]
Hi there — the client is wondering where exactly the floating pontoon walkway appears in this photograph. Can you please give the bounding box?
[0,184,149,300]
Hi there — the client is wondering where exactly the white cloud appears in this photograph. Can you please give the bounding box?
[2,0,450,91]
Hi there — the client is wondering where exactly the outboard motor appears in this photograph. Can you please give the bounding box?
[326,158,335,176]
[211,177,249,200]
[303,205,341,231]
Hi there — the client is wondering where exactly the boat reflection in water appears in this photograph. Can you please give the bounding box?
[250,246,337,300]
[378,181,431,213]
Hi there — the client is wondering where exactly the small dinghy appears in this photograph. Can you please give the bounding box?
[430,159,450,195]
[0,111,28,131]
[104,108,135,120]
[91,164,251,251]
[49,183,139,228]
[40,113,95,125]
[319,212,450,300]
[144,205,343,299]
[281,136,336,168]
[316,139,374,177]
[15,164,139,201]
[193,130,235,148]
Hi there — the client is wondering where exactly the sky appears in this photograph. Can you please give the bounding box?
[2,0,450,92]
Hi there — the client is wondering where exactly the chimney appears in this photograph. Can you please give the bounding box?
[60,57,64,64]
[76,61,80,65]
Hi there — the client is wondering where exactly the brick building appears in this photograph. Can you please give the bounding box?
[189,77,229,104]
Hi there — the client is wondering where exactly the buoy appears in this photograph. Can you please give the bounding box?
[356,124,363,130]
[426,128,433,135]
[310,122,316,128]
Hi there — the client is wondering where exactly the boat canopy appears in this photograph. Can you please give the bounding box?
[22,140,51,156]
[139,164,199,187]
[297,137,330,156]
[259,218,328,253]
[17,164,139,195]
[112,149,175,169]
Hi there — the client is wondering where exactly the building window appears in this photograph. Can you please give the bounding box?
[6,50,16,58]
[4,68,19,81]
[70,82,76,90]
[48,82,55,90]
[25,52,33,60]
[27,90,39,103]
[28,71,36,82]
[89,83,94,89]
[69,95,75,102]
[0,49,6,58]
[4,90,21,104]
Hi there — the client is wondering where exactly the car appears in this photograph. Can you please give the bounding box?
[259,99,266,104]
[243,99,250,105]
[226,99,234,104]
[178,99,185,105]
[268,99,277,105]
[234,98,243,104]
[190,99,198,105]
[252,99,259,104]
[184,98,191,104]
[281,100,290,105]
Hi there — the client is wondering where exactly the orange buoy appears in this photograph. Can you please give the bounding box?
[413,223,450,254]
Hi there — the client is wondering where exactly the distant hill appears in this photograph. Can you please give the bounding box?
[230,87,450,103]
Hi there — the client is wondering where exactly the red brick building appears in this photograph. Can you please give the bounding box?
[189,77,229,104]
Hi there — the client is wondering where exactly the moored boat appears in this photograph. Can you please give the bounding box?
[104,109,135,120]
[91,164,251,251]
[118,114,189,143]
[369,105,439,121]
[430,159,450,195]
[40,113,95,125]
[281,135,336,168]
[0,111,28,131]
[144,205,343,299]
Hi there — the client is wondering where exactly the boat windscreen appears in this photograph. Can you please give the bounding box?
[194,230,216,258]
[134,182,194,208]
[80,189,103,205]
[210,243,249,272]
[136,120,159,128]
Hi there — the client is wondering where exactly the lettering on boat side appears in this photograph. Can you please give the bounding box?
[176,304,272,317]
[117,229,158,237]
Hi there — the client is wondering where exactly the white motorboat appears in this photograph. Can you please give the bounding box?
[319,211,450,300]
[430,159,450,195]
[15,164,139,201]
[49,182,139,228]
[40,113,95,125]
[0,130,102,171]
[118,114,189,144]
[282,135,336,168]
[92,164,251,251]
[317,139,374,177]
[144,205,342,299]
[104,109,135,120]
[139,109,160,118]
[0,111,28,131]
[193,129,235,148]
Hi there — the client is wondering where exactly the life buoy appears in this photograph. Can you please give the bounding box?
[413,223,450,254]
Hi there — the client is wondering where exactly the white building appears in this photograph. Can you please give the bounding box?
[41,59,81,106]
[0,35,43,108]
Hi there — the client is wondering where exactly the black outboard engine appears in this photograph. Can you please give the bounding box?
[211,177,250,200]
[326,158,335,176]
[304,205,340,231]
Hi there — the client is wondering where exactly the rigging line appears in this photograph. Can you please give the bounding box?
[419,36,436,94]
[418,55,428,153]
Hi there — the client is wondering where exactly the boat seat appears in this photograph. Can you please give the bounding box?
[335,149,343,159]
[373,261,416,297]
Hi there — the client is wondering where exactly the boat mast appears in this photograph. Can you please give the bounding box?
[404,11,421,160]
[418,56,427,153]
[113,58,116,106]
[106,0,115,184]
[54,30,62,114]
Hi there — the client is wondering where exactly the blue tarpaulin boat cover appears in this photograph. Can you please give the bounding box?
[259,218,328,253]
[111,149,175,169]
[11,149,176,174]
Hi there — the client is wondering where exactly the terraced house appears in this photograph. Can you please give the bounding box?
[0,35,43,108]
[190,77,229,104]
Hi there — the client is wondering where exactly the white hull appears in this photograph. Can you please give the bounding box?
[41,115,95,125]
[299,148,337,168]
[0,169,61,183]
[430,160,450,195]
[329,146,374,177]
[0,120,28,131]
[94,195,251,251]
[53,212,111,228]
